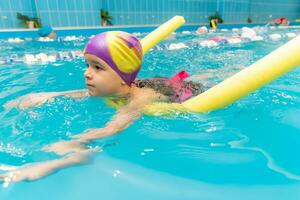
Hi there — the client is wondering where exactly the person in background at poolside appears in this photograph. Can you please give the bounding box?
[38,25,57,39]
[196,26,208,34]
[273,17,289,26]
[1,31,206,183]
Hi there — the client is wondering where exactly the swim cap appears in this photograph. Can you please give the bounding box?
[84,31,143,86]
[38,25,53,37]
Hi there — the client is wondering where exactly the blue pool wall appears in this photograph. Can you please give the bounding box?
[0,0,299,29]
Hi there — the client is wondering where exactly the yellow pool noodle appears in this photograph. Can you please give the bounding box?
[140,16,185,55]
[182,35,300,113]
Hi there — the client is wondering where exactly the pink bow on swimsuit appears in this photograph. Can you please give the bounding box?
[165,70,193,102]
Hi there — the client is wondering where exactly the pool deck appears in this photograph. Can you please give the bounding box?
[0,22,299,39]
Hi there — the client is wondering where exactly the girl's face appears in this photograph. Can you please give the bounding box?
[84,53,129,96]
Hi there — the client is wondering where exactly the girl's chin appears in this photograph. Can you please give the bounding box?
[87,89,102,97]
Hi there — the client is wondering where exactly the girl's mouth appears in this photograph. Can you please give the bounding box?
[86,83,95,87]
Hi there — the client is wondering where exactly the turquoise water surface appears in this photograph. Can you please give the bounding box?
[1,27,300,200]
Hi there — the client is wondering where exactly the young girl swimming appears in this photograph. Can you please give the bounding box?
[1,31,204,183]
[5,31,204,142]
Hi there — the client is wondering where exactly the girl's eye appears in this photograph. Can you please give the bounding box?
[95,65,103,70]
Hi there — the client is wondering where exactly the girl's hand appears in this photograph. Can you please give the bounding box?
[4,92,56,110]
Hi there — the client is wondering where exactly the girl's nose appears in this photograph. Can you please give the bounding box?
[84,68,92,79]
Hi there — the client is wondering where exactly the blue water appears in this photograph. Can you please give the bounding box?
[1,27,300,200]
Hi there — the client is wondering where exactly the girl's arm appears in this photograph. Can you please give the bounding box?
[4,89,88,110]
[4,89,159,183]
[0,151,92,183]
[45,88,160,156]
[73,88,159,142]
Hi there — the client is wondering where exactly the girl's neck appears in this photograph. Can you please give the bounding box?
[110,84,138,99]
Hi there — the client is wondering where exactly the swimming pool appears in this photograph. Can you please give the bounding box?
[1,26,300,200]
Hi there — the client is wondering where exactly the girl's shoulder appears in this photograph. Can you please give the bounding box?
[131,86,167,102]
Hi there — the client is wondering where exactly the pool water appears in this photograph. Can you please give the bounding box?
[1,27,300,200]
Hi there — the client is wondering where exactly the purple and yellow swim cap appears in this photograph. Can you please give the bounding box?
[84,31,143,86]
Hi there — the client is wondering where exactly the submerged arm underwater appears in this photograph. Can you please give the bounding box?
[0,89,159,184]
[0,151,93,185]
